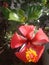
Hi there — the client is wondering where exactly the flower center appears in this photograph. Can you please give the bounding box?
[26,48,37,62]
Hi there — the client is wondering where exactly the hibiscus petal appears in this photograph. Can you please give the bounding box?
[32,28,49,45]
[26,44,45,63]
[31,45,45,63]
[19,25,35,38]
[11,32,26,49]
[15,42,31,63]
[15,42,44,63]
[15,43,28,63]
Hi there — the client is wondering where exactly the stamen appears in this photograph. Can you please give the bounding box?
[26,48,37,62]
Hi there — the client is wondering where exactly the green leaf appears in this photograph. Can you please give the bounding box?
[45,27,49,31]
[16,9,26,22]
[1,7,10,19]
[8,12,20,21]
[42,0,47,5]
[1,7,26,23]
[27,4,43,20]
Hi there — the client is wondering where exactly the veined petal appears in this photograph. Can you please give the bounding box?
[11,32,26,49]
[27,30,35,40]
[19,25,35,38]
[25,43,45,63]
[15,44,28,63]
[32,28,49,45]
[31,45,45,63]
[15,42,31,63]
[15,42,44,63]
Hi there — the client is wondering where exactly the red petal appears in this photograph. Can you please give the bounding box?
[27,31,35,40]
[27,43,45,63]
[19,25,35,38]
[15,43,45,63]
[31,45,45,63]
[15,42,31,63]
[11,32,26,49]
[15,44,28,63]
[32,28,49,45]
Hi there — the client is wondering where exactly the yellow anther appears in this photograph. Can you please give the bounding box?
[29,48,37,56]
[26,48,37,62]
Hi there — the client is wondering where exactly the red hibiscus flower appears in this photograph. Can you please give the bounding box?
[11,25,49,63]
